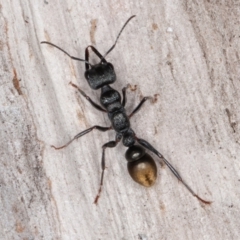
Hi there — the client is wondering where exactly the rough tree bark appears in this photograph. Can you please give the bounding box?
[1,0,240,239]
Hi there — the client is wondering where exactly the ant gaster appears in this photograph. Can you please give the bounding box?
[41,15,211,205]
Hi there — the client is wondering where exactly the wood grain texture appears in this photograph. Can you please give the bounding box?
[1,0,240,239]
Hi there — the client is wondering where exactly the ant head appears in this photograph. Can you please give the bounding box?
[84,61,116,90]
[84,15,136,90]
[41,16,135,90]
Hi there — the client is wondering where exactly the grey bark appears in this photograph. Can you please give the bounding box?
[1,1,240,239]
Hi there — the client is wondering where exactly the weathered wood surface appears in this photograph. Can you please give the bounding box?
[1,1,240,239]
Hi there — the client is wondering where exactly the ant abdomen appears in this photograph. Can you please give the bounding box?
[125,145,157,187]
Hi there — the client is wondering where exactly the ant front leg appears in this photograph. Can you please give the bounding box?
[136,138,212,204]
[129,96,152,118]
[94,134,122,204]
[121,84,131,107]
[52,125,111,150]
[70,82,106,112]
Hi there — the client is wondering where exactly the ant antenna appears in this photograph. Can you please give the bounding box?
[41,41,92,66]
[102,15,136,60]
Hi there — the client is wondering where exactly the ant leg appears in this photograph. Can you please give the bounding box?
[85,45,107,70]
[94,134,122,204]
[69,82,106,112]
[136,138,212,204]
[129,97,152,118]
[52,125,111,150]
[121,84,130,107]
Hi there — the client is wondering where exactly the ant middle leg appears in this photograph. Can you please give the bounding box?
[51,125,111,150]
[70,82,106,112]
[94,134,122,204]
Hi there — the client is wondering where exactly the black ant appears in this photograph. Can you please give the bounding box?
[41,15,211,205]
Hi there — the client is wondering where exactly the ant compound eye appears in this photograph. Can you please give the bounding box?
[107,62,114,70]
[127,152,157,187]
[84,71,89,80]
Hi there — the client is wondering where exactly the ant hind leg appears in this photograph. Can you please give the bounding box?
[136,138,212,204]
[94,134,122,204]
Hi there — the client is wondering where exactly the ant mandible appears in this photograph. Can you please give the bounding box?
[41,15,211,205]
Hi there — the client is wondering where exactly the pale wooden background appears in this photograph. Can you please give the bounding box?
[1,0,240,239]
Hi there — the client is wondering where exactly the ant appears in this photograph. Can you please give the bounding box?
[41,15,211,205]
